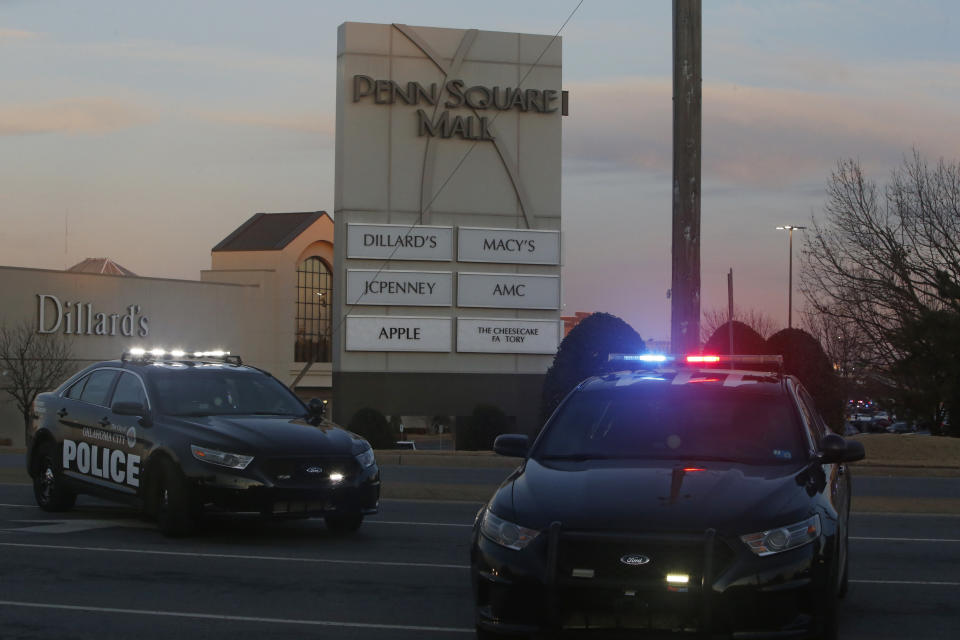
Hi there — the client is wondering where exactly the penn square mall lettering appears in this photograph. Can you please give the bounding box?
[346,316,451,352]
[457,318,561,354]
[346,270,453,306]
[457,273,561,310]
[353,75,562,142]
[458,228,560,265]
[347,223,453,261]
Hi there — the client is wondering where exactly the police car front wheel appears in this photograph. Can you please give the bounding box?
[33,442,76,512]
[153,457,198,537]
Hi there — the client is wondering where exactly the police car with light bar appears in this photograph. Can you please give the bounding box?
[26,349,380,536]
[471,354,864,639]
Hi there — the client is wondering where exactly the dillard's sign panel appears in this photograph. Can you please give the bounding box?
[346,316,451,352]
[347,223,453,261]
[457,318,561,354]
[457,227,561,265]
[37,294,149,337]
[457,273,561,310]
[346,270,453,306]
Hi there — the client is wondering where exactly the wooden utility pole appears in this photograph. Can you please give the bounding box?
[670,0,702,354]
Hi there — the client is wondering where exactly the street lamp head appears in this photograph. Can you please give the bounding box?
[776,225,807,231]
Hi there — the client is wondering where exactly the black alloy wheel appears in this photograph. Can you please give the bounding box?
[324,512,363,534]
[33,442,76,512]
[154,457,198,537]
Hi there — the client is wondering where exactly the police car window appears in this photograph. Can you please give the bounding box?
[152,369,305,417]
[78,370,118,407]
[112,372,147,408]
[535,385,806,465]
[64,376,89,400]
[798,386,827,440]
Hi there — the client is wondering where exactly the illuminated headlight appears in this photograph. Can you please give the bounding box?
[480,510,539,551]
[741,514,821,556]
[190,444,254,470]
[355,448,375,469]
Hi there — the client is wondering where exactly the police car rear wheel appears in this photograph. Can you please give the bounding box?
[154,457,197,537]
[324,513,363,534]
[33,443,76,512]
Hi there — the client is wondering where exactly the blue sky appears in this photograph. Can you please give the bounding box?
[2,0,958,341]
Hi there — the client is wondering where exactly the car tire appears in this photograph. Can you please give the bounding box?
[154,457,197,537]
[33,442,76,512]
[324,513,363,534]
[838,535,850,599]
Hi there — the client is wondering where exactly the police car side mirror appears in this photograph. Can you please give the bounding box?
[307,398,327,421]
[494,434,530,458]
[819,433,865,464]
[112,401,152,427]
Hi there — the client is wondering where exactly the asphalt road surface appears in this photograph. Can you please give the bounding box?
[0,484,958,640]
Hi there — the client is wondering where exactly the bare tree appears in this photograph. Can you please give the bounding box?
[0,320,76,432]
[801,308,867,378]
[701,306,779,344]
[801,151,960,420]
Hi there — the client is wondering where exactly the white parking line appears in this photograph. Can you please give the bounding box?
[851,579,960,586]
[369,519,472,528]
[852,536,960,543]
[0,541,471,570]
[0,600,473,633]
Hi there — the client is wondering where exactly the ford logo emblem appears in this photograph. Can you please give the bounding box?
[620,554,651,566]
[304,466,324,474]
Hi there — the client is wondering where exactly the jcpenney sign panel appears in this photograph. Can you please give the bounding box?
[36,294,149,337]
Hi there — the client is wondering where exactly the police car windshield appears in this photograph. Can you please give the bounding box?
[535,385,805,465]
[151,369,307,418]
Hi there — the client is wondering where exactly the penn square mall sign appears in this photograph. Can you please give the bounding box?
[333,22,563,427]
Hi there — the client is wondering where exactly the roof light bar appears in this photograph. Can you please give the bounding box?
[608,354,673,364]
[121,349,241,365]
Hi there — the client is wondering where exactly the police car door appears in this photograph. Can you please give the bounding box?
[103,371,151,496]
[60,368,119,494]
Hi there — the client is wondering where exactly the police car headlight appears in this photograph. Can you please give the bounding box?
[480,509,539,551]
[741,514,821,556]
[355,448,376,469]
[190,444,254,470]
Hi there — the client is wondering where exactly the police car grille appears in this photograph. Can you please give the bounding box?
[260,456,358,482]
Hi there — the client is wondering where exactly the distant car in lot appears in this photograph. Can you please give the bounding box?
[886,421,914,434]
[472,354,864,639]
[26,349,380,536]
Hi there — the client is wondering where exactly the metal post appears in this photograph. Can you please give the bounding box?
[670,0,702,353]
[727,269,734,355]
[777,225,806,331]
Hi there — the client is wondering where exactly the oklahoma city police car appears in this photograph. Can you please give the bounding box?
[27,349,379,536]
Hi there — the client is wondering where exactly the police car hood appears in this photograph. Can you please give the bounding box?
[505,459,815,534]
[166,415,361,456]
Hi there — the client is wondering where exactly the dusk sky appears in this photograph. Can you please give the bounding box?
[2,0,958,342]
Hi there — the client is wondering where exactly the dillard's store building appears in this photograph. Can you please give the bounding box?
[0,212,337,447]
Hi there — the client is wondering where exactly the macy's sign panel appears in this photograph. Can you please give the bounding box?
[36,294,149,337]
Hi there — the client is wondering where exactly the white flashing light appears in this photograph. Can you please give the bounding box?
[129,348,146,356]
[170,349,186,358]
[149,348,166,357]
[609,354,673,363]
[666,574,689,584]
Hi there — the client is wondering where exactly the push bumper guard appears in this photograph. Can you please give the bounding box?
[544,522,721,635]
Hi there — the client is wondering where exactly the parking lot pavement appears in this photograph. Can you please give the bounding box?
[1,483,958,639]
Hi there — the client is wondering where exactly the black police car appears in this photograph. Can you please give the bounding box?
[26,349,380,536]
[471,354,864,639]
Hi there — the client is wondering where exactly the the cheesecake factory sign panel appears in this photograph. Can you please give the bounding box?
[352,75,562,141]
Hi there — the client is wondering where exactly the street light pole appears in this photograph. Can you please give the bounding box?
[776,225,806,329]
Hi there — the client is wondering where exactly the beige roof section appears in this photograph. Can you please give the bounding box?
[66,257,137,276]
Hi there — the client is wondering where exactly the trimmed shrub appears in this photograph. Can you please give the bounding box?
[456,404,511,451]
[704,320,767,356]
[539,312,645,425]
[765,328,845,431]
[347,407,397,449]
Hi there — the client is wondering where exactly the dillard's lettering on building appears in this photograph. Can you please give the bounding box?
[353,75,560,141]
[37,294,149,337]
